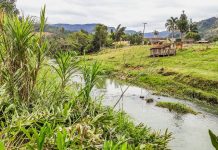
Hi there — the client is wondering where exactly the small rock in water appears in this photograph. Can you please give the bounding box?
[145,98,154,103]
[140,96,145,99]
[158,97,160,99]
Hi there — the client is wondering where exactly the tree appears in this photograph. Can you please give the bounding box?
[165,17,178,38]
[68,30,92,54]
[60,27,65,34]
[185,19,201,41]
[185,32,201,41]
[111,24,126,42]
[189,19,198,33]
[0,0,19,15]
[91,24,108,52]
[177,10,189,40]
[126,32,143,45]
[153,30,159,38]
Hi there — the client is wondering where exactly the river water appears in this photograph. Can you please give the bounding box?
[72,73,218,150]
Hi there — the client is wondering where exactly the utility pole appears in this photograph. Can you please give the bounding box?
[142,22,147,45]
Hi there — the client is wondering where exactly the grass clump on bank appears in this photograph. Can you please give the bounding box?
[156,102,198,115]
[0,6,171,150]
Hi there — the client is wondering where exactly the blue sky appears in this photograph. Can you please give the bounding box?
[17,0,218,32]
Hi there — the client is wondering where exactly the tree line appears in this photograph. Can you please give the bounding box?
[48,24,145,55]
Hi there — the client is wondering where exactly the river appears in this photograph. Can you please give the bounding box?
[72,73,218,150]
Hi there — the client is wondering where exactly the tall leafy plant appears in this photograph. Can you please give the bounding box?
[0,5,48,102]
[81,61,101,102]
[52,51,79,90]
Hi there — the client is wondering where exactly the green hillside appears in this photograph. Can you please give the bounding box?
[197,17,218,40]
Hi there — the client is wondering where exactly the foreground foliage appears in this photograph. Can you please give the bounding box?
[156,102,198,115]
[0,6,171,150]
[209,130,218,150]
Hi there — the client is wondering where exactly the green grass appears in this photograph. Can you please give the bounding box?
[87,44,218,113]
[156,102,198,115]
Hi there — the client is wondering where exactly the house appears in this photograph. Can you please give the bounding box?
[150,43,176,57]
[197,40,209,44]
[145,37,167,45]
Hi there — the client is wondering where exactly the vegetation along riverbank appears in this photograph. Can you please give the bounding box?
[0,5,172,150]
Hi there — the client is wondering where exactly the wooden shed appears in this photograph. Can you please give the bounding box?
[150,43,176,57]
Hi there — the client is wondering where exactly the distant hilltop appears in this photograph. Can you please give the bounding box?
[50,23,139,35]
[51,23,114,33]
[49,23,170,38]
[48,16,218,40]
[196,17,218,40]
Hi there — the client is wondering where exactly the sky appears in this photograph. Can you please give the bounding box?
[16,0,218,32]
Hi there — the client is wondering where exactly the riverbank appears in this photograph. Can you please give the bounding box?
[87,44,218,113]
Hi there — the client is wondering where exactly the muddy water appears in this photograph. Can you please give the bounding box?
[72,74,218,150]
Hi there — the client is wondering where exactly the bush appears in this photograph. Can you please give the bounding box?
[185,32,201,41]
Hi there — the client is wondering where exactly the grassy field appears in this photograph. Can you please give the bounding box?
[87,44,218,113]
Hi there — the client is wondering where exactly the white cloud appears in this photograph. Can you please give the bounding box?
[16,0,218,32]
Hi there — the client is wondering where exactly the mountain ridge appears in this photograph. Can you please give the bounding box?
[50,23,170,38]
[49,16,218,39]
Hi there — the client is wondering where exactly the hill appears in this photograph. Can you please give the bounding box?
[50,23,168,36]
[197,17,218,40]
[51,23,116,33]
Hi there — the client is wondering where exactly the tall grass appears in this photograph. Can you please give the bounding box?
[0,5,47,102]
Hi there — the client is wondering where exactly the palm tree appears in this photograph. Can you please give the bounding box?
[153,30,159,38]
[111,24,126,42]
[165,17,178,39]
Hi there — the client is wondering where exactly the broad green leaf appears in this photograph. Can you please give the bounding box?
[209,130,218,150]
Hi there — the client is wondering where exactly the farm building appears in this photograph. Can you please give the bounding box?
[150,43,176,57]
